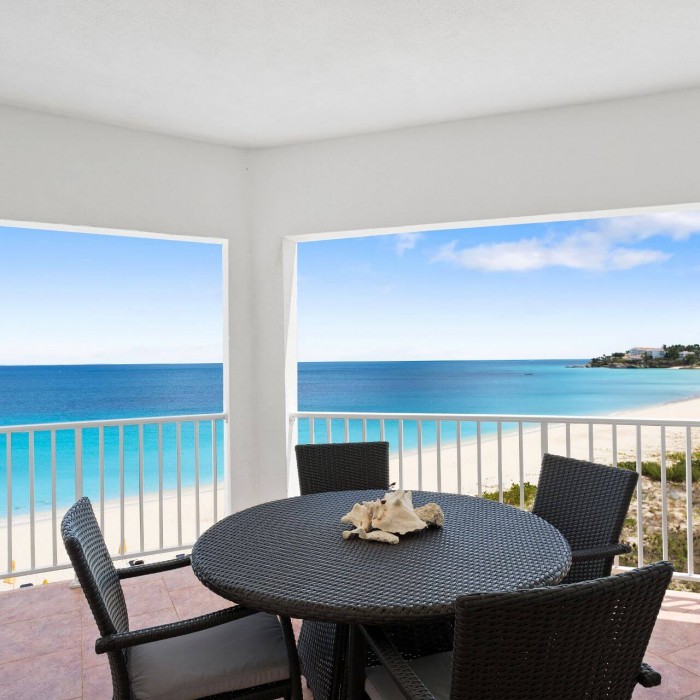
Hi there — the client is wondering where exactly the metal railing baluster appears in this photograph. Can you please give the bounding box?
[660,427,668,562]
[51,430,58,566]
[456,421,462,495]
[139,424,145,552]
[398,419,404,489]
[5,434,11,576]
[686,427,694,577]
[29,431,35,570]
[436,421,442,492]
[158,423,164,550]
[194,421,200,538]
[636,425,644,567]
[518,422,524,509]
[176,421,182,547]
[211,420,218,524]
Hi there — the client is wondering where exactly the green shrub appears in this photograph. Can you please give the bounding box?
[616,460,663,480]
[483,482,538,509]
[666,451,700,483]
[620,526,700,593]
[616,455,699,483]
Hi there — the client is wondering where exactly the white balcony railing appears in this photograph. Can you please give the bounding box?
[291,411,700,583]
[0,413,226,581]
[3,409,697,584]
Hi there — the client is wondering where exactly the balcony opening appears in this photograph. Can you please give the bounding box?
[294,209,700,587]
[0,223,226,586]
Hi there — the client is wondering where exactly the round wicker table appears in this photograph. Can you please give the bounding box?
[192,489,571,699]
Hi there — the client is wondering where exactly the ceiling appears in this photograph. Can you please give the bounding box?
[1,1,700,148]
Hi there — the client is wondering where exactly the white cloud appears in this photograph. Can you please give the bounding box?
[602,211,700,242]
[431,211,700,272]
[394,232,422,256]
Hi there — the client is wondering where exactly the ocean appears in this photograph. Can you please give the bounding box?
[3,360,700,515]
[0,364,224,516]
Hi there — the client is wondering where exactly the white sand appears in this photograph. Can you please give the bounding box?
[390,396,700,496]
[2,396,699,588]
[1,484,226,587]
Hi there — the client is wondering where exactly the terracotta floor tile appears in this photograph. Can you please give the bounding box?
[122,577,172,617]
[633,652,700,699]
[3,573,700,698]
[0,610,81,665]
[119,570,163,587]
[82,662,113,699]
[0,582,81,624]
[667,641,700,677]
[0,647,82,700]
[647,616,700,657]
[169,584,231,619]
[129,606,179,629]
[80,615,107,669]
[162,565,199,591]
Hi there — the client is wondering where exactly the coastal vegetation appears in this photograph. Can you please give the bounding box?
[588,344,700,368]
[485,451,700,592]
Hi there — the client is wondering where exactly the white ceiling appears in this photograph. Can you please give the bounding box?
[1,1,700,148]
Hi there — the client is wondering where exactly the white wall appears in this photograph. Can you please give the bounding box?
[249,88,700,496]
[3,88,700,513]
[0,104,260,513]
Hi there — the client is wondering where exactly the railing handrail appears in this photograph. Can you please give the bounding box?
[0,412,228,434]
[291,410,700,428]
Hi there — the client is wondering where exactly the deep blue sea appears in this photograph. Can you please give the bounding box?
[3,360,700,515]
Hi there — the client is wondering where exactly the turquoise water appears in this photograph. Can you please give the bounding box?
[0,365,224,516]
[3,360,700,515]
[299,360,700,415]
[297,359,700,449]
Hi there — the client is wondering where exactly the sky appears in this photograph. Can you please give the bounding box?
[0,226,223,365]
[297,211,700,361]
[3,212,700,365]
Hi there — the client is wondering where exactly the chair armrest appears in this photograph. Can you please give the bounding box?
[117,555,191,579]
[96,605,257,653]
[360,626,436,700]
[637,662,662,688]
[571,543,631,562]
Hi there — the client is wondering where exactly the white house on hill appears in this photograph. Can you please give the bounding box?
[626,347,666,360]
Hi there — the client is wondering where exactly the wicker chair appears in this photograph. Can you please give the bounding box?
[295,440,390,495]
[360,562,673,700]
[531,453,662,688]
[61,497,303,700]
[296,441,390,700]
[533,453,638,584]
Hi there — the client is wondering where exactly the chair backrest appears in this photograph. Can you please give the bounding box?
[533,453,638,581]
[295,441,390,495]
[61,497,129,637]
[450,562,673,700]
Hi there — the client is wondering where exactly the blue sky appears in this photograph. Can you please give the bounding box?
[0,226,223,365]
[3,212,700,365]
[297,211,700,361]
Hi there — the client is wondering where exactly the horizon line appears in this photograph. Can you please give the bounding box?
[1,358,590,368]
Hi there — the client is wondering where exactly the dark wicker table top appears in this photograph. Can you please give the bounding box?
[191,490,571,625]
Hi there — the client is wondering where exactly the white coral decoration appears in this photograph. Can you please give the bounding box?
[341,490,444,544]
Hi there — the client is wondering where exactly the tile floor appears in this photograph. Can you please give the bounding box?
[1,568,699,699]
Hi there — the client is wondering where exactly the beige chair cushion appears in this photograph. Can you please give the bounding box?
[129,612,290,700]
[365,651,453,700]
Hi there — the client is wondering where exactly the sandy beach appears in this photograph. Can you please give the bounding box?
[391,395,700,495]
[2,395,699,587]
